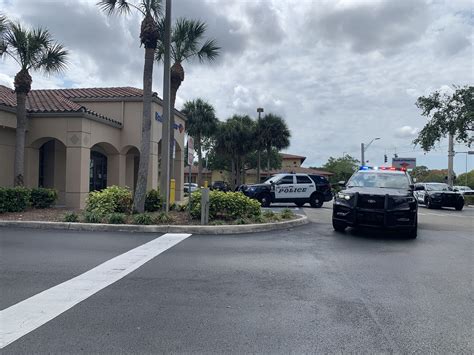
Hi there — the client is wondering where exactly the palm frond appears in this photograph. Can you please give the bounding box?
[97,0,131,16]
[36,43,69,74]
[4,22,29,68]
[140,0,162,20]
[0,13,9,56]
[196,39,220,62]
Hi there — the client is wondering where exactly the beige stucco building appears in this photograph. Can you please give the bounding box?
[0,85,186,208]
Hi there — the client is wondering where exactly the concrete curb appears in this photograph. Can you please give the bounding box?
[0,214,309,235]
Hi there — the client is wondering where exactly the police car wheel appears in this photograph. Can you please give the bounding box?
[455,201,464,211]
[309,193,323,208]
[259,193,271,207]
[332,219,347,232]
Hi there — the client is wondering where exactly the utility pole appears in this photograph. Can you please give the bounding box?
[160,0,172,211]
[256,107,264,183]
[447,133,454,187]
[360,143,365,166]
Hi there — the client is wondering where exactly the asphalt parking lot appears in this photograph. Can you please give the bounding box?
[1,204,472,353]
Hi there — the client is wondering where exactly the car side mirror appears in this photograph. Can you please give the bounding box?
[409,184,414,191]
[338,181,346,187]
[453,188,459,192]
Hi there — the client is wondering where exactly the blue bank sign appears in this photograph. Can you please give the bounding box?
[155,112,184,133]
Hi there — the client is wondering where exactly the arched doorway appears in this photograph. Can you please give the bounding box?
[89,142,119,192]
[36,138,67,204]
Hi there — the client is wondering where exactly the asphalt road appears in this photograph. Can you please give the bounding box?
[1,204,472,353]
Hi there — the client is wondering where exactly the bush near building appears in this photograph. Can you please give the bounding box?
[0,187,58,213]
[189,190,261,221]
[86,186,133,217]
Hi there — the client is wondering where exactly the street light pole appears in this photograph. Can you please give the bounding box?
[160,0,172,212]
[256,107,264,183]
[361,137,380,165]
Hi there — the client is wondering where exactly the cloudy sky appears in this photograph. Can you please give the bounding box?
[1,0,473,174]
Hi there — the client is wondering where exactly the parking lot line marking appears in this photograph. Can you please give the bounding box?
[0,233,191,349]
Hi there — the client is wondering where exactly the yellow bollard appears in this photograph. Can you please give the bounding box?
[170,179,176,204]
[204,180,208,188]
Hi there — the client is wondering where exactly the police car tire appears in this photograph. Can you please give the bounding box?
[309,193,323,208]
[455,201,464,211]
[407,227,417,239]
[259,193,271,207]
[332,219,347,232]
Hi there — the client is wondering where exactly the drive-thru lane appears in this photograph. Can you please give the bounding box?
[1,206,472,353]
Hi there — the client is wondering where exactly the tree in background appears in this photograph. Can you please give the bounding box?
[318,155,359,184]
[410,165,429,182]
[98,0,161,212]
[156,18,219,177]
[246,148,282,176]
[258,114,291,173]
[182,98,218,187]
[1,20,68,186]
[456,170,474,188]
[414,86,473,151]
[210,115,256,189]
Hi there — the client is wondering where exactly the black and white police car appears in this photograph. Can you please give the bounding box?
[414,182,464,210]
[242,173,333,208]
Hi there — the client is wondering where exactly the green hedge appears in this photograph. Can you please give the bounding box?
[86,186,132,217]
[145,189,162,212]
[0,187,58,213]
[30,188,58,209]
[189,190,261,220]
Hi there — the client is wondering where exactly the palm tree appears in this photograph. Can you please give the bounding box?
[258,113,291,176]
[0,14,7,53]
[156,18,220,177]
[98,0,161,213]
[1,22,68,186]
[181,98,218,187]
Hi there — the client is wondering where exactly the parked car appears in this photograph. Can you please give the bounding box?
[184,183,198,193]
[414,182,464,210]
[332,166,418,238]
[243,173,330,208]
[453,185,474,196]
[211,181,230,192]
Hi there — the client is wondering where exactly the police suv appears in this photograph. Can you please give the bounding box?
[333,166,418,238]
[242,173,332,208]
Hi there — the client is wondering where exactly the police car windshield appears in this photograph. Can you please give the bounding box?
[426,183,451,191]
[347,171,409,189]
[262,176,278,184]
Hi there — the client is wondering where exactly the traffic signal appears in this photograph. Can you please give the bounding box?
[384,154,388,163]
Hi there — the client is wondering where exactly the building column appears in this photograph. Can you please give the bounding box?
[65,146,90,209]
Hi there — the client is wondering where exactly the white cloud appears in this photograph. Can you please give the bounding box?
[395,126,420,139]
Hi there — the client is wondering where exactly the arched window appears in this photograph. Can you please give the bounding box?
[90,151,107,191]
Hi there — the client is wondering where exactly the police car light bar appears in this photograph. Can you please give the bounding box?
[359,166,406,172]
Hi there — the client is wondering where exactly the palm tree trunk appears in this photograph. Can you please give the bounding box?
[14,91,27,186]
[133,46,155,213]
[267,146,271,175]
[169,62,184,179]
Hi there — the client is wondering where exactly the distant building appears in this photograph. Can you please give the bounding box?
[187,153,332,185]
[0,85,186,208]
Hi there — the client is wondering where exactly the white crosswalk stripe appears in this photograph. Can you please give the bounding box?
[0,233,192,349]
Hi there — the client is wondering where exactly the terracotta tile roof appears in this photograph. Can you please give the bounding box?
[51,86,146,99]
[0,85,122,126]
[280,153,306,161]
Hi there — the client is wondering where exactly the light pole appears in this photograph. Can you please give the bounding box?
[256,107,264,182]
[455,151,474,186]
[360,137,380,165]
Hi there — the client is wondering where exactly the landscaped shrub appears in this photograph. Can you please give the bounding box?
[63,212,79,222]
[145,189,162,212]
[155,211,173,224]
[262,210,275,219]
[30,188,58,209]
[0,187,31,213]
[189,190,261,221]
[83,211,102,223]
[132,213,154,225]
[107,213,127,224]
[280,208,295,220]
[86,186,132,217]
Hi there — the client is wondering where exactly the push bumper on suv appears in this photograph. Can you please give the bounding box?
[333,193,417,229]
